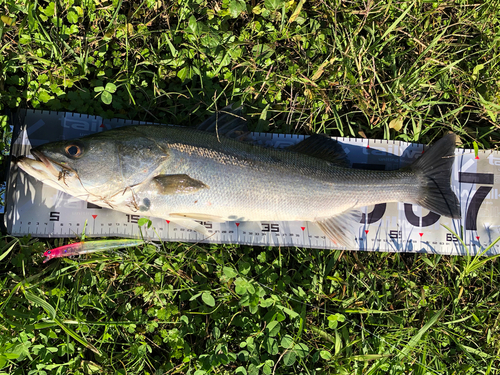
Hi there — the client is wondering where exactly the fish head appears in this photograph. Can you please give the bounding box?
[17,129,167,207]
[17,136,133,203]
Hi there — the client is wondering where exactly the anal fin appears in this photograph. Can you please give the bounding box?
[316,210,362,248]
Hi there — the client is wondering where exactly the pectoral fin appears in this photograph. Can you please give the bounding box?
[154,174,208,195]
[316,210,362,248]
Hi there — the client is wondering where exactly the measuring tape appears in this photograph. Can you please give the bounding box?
[5,110,500,256]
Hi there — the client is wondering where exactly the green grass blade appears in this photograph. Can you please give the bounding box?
[380,1,416,42]
[52,316,102,356]
[0,239,18,262]
[25,292,57,319]
[24,291,101,355]
[396,309,444,361]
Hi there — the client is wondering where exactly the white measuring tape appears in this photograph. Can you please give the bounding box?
[5,110,500,255]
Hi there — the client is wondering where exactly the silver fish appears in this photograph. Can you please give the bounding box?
[16,109,460,247]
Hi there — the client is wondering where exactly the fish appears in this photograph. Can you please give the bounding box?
[16,107,461,247]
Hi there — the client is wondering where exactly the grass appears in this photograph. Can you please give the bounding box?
[1,0,500,374]
[2,237,500,374]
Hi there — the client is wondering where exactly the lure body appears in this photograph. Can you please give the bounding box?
[43,239,146,262]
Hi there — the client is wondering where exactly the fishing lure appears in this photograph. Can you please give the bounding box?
[42,239,149,263]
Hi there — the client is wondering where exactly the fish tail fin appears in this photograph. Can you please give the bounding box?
[410,133,461,219]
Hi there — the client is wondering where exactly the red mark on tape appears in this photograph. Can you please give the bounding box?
[235,223,240,227]
[92,215,97,219]
[301,227,305,231]
[419,233,423,237]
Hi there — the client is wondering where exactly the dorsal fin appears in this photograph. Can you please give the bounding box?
[289,134,349,167]
[197,104,249,140]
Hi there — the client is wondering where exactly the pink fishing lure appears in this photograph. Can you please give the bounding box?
[43,239,147,263]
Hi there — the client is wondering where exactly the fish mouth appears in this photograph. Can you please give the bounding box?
[16,149,78,192]
[31,149,54,169]
[18,149,76,177]
[31,149,71,175]
[16,154,59,178]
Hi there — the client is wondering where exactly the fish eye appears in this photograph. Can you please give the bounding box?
[47,250,51,254]
[64,143,83,158]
